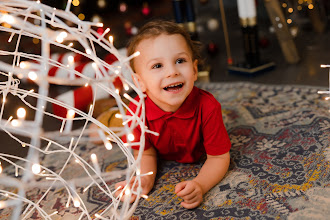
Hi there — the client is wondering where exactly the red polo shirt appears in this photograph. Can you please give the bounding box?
[124,86,231,163]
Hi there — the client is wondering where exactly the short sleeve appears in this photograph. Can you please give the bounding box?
[202,102,231,155]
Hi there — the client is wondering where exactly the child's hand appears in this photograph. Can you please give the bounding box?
[175,180,203,209]
[114,175,154,203]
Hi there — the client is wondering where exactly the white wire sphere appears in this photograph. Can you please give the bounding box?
[0,0,146,219]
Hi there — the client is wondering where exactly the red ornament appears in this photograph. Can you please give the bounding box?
[97,27,104,35]
[141,2,151,17]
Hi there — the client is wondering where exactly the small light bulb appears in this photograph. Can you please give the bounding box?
[28,71,37,81]
[68,55,74,64]
[73,200,80,207]
[115,113,122,118]
[59,31,68,38]
[17,107,26,119]
[128,133,134,141]
[133,51,140,57]
[32,163,41,174]
[105,141,112,150]
[109,35,114,44]
[125,188,130,195]
[67,109,75,119]
[56,36,64,43]
[19,62,29,69]
[11,119,20,127]
[91,153,97,161]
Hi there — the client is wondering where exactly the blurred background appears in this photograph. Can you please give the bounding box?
[36,0,330,86]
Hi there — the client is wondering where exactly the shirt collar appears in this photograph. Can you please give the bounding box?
[146,86,198,121]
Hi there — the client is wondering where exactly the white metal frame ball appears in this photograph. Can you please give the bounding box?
[0,0,152,219]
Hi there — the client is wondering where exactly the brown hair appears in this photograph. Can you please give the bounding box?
[126,20,202,72]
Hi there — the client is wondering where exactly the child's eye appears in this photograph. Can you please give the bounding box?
[176,58,186,64]
[152,63,162,69]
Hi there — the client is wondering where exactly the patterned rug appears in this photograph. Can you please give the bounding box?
[2,82,330,219]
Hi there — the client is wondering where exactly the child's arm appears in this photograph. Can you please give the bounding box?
[175,152,230,209]
[115,147,157,202]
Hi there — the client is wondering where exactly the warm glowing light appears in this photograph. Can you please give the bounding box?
[60,31,68,38]
[78,13,85,20]
[308,4,314,10]
[282,3,287,8]
[17,107,26,120]
[0,201,5,209]
[98,0,106,8]
[73,200,80,207]
[91,153,97,161]
[119,3,128,12]
[115,89,119,94]
[115,113,122,118]
[136,169,140,175]
[68,55,74,64]
[287,19,292,24]
[105,142,112,150]
[86,49,92,54]
[66,110,75,120]
[0,14,15,24]
[109,35,113,44]
[124,83,129,91]
[96,22,103,27]
[28,71,38,81]
[56,31,68,43]
[19,61,29,69]
[124,188,130,195]
[11,119,20,127]
[133,51,140,57]
[297,5,302,10]
[288,8,293,13]
[128,133,134,141]
[0,162,3,174]
[33,38,39,44]
[32,163,41,174]
[72,0,80,7]
[141,194,148,199]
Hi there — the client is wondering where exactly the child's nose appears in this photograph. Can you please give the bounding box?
[166,64,179,78]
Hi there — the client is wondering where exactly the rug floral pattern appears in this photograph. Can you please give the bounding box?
[1,82,329,219]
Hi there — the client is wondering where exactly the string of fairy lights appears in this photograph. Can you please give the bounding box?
[0,0,153,219]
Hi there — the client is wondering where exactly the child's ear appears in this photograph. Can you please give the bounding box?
[133,73,146,92]
[193,59,198,81]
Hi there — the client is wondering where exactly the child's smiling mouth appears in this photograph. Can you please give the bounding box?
[163,83,184,91]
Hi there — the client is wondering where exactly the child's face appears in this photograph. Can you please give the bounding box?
[134,34,198,112]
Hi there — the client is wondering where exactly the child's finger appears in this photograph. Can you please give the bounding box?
[181,190,197,201]
[175,181,187,194]
[176,182,194,197]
